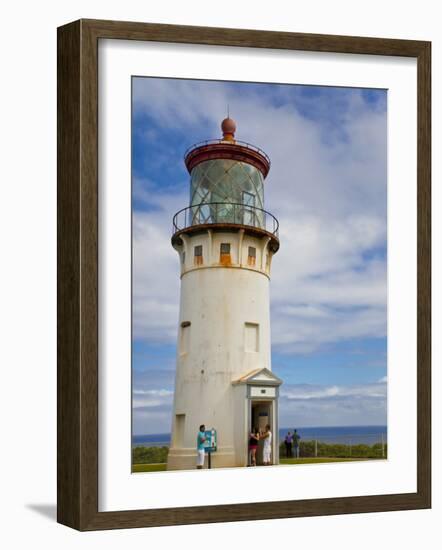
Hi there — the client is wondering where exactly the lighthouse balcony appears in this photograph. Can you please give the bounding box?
[172,202,279,251]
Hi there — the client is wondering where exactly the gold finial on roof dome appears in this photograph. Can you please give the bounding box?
[221,117,236,141]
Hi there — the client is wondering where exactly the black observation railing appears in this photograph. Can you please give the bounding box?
[172,202,279,238]
[184,139,271,167]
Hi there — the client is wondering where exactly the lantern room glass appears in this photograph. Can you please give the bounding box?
[189,159,265,228]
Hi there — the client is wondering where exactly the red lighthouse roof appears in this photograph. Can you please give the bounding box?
[184,118,271,177]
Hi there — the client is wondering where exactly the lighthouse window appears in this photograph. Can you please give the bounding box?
[245,322,259,352]
[248,246,256,266]
[174,414,185,447]
[194,245,203,265]
[220,242,231,265]
[180,324,190,354]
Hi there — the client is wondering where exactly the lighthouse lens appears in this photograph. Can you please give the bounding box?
[189,159,265,228]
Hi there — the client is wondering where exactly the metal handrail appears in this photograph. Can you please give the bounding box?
[184,139,271,167]
[172,202,279,238]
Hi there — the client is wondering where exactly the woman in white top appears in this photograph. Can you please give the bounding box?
[261,424,272,465]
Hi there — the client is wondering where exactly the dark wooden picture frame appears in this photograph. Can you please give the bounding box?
[57,19,431,531]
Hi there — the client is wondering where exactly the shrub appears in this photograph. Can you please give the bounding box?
[279,440,387,459]
[132,446,169,464]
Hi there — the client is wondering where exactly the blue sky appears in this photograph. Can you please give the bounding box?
[132,77,387,434]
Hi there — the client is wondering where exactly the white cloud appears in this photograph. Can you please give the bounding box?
[132,387,175,433]
[281,382,387,401]
[133,388,174,397]
[132,79,387,354]
[133,388,174,409]
[279,381,387,427]
[132,185,185,342]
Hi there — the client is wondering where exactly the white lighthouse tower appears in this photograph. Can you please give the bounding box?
[167,118,282,470]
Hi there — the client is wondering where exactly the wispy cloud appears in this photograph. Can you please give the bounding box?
[281,381,387,401]
[279,380,387,428]
[132,387,175,434]
[133,388,174,409]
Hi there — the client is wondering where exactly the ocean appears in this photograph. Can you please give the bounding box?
[132,425,387,448]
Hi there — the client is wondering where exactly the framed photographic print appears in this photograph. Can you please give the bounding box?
[57,19,431,530]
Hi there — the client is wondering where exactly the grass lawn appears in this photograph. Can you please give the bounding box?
[132,463,167,473]
[132,457,384,472]
[280,457,381,465]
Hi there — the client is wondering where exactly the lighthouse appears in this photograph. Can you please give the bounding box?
[167,118,282,470]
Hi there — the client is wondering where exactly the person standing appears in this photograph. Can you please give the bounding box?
[292,429,301,458]
[284,431,293,458]
[248,427,260,466]
[196,424,206,469]
[261,424,272,465]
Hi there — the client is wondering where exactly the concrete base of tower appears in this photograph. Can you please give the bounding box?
[167,446,239,471]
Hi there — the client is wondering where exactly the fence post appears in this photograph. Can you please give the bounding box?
[381,433,385,458]
[315,439,318,457]
[349,440,352,457]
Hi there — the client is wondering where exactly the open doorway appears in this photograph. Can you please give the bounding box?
[250,401,272,465]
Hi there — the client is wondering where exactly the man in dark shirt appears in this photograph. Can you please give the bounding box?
[292,429,301,458]
[284,432,293,458]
